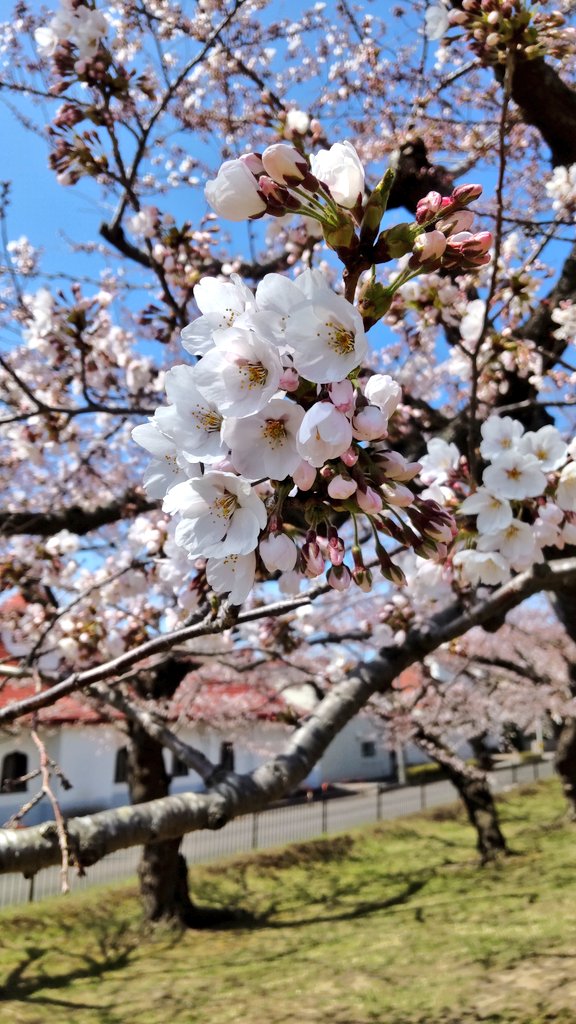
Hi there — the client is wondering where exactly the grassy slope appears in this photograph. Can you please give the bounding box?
[1,780,575,1024]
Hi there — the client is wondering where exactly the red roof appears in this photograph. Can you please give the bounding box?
[0,673,297,727]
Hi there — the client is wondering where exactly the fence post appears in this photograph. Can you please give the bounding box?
[321,797,328,834]
[252,813,259,850]
[376,785,382,821]
[420,783,426,811]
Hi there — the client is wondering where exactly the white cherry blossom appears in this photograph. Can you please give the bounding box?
[424,4,449,39]
[557,461,576,511]
[296,402,353,466]
[482,451,547,500]
[181,275,255,356]
[453,549,511,586]
[479,416,524,461]
[477,520,540,569]
[519,425,568,471]
[419,438,460,485]
[192,323,283,417]
[459,487,513,533]
[131,419,200,499]
[165,471,267,558]
[285,288,368,383]
[206,553,256,604]
[162,365,228,462]
[310,141,365,209]
[222,398,305,480]
[205,159,267,221]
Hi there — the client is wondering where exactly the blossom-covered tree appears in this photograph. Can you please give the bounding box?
[1,0,576,924]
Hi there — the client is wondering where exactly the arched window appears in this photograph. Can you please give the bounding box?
[1,751,28,793]
[114,747,129,784]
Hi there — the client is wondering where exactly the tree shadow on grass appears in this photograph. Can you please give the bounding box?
[0,922,139,1006]
[195,870,435,937]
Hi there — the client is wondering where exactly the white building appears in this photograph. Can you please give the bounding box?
[0,674,395,826]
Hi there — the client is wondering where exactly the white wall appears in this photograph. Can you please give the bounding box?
[317,718,392,783]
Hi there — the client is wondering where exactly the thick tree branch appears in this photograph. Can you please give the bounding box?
[0,489,157,537]
[2,557,576,875]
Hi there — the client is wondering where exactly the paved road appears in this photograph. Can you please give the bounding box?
[0,758,553,908]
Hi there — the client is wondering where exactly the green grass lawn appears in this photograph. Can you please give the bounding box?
[1,780,575,1024]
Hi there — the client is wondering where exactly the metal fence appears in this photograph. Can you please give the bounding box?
[0,757,554,908]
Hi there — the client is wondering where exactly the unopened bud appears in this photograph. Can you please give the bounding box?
[412,229,447,263]
[328,474,358,499]
[356,486,383,514]
[352,567,373,591]
[415,191,443,224]
[279,366,300,392]
[360,168,395,246]
[293,460,317,490]
[262,143,308,185]
[340,446,359,467]
[451,183,483,206]
[328,564,352,591]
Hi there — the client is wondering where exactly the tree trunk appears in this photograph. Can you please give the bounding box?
[415,730,508,864]
[127,718,196,928]
[554,717,576,818]
[453,773,508,865]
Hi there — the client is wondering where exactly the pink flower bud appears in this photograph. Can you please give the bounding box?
[340,446,359,467]
[451,183,483,206]
[381,482,414,507]
[328,528,346,565]
[352,567,373,591]
[279,367,300,392]
[259,533,298,572]
[328,474,358,499]
[328,565,352,591]
[379,450,422,481]
[262,143,309,185]
[356,486,383,514]
[293,460,317,490]
[412,229,447,263]
[415,191,443,224]
[328,379,355,413]
[302,539,325,577]
[240,152,265,175]
[436,210,474,235]
[352,405,389,441]
[257,176,300,212]
[448,9,469,23]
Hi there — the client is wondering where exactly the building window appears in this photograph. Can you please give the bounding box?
[114,747,129,784]
[1,751,28,792]
[172,754,189,777]
[361,740,377,758]
[219,741,235,771]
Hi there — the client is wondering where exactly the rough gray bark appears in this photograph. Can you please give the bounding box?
[415,731,507,864]
[126,718,196,927]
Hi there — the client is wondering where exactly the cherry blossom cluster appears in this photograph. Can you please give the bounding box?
[418,416,576,587]
[545,164,576,221]
[205,142,492,274]
[35,1,109,66]
[426,0,576,63]
[133,266,461,604]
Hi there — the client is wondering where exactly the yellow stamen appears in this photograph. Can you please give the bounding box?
[262,418,287,447]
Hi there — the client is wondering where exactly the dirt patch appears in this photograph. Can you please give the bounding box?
[473,955,576,1018]
[204,834,355,874]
